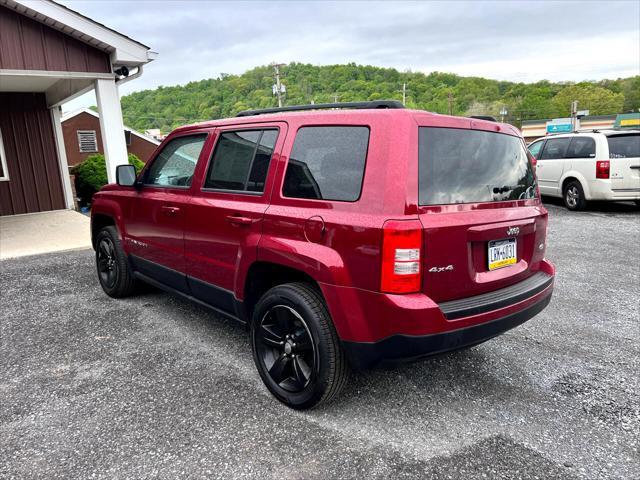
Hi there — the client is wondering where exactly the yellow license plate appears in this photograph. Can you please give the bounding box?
[488,238,517,271]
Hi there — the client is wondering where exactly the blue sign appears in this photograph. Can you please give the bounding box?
[546,123,572,133]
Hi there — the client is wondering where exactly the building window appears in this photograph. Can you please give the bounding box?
[124,130,132,146]
[0,127,9,181]
[77,130,98,153]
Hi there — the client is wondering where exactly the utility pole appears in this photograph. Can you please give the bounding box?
[500,106,508,123]
[570,100,578,132]
[402,82,407,106]
[447,92,454,115]
[333,94,339,103]
[271,63,286,107]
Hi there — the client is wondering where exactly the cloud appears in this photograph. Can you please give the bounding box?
[58,0,640,111]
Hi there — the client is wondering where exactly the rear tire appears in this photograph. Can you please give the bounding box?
[563,181,587,211]
[95,226,137,298]
[250,282,349,409]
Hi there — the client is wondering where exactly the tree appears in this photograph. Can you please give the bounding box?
[117,63,637,134]
[551,84,625,117]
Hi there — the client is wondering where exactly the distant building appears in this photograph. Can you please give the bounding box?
[61,109,159,166]
[0,0,155,216]
[144,129,166,142]
[520,114,639,143]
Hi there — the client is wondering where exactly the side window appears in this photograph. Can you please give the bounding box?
[566,137,596,158]
[144,134,207,187]
[539,137,571,160]
[283,126,370,202]
[204,129,278,193]
[0,127,8,181]
[527,140,544,158]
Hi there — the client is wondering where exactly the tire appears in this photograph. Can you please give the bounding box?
[563,180,587,211]
[250,282,349,409]
[95,225,137,298]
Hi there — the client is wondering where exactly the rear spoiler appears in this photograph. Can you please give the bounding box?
[469,115,498,122]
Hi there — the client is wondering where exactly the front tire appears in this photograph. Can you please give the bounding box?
[250,283,349,409]
[95,226,137,298]
[563,181,587,211]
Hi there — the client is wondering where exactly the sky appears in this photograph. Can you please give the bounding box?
[58,0,640,112]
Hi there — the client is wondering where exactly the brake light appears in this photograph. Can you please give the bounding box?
[381,220,422,294]
[596,160,610,179]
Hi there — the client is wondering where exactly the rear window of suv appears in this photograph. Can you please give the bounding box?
[283,126,369,202]
[607,134,640,158]
[419,127,537,205]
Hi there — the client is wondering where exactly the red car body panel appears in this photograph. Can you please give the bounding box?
[92,108,555,367]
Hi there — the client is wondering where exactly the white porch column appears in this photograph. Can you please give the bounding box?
[50,106,76,209]
[95,78,127,183]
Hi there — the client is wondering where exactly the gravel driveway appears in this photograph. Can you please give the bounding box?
[1,201,638,479]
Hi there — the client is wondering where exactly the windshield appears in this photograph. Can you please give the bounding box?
[418,127,537,205]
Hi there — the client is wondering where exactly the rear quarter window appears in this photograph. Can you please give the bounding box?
[282,126,369,202]
[566,137,596,158]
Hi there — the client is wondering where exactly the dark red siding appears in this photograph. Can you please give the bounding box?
[0,93,66,216]
[62,112,158,166]
[0,6,111,73]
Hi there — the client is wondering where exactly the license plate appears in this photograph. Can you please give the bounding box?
[488,238,517,271]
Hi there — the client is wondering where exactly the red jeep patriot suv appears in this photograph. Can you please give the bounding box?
[91,101,555,409]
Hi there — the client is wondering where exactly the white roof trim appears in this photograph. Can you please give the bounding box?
[61,108,160,145]
[2,0,156,66]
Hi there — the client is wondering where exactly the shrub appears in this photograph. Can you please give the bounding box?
[73,153,144,206]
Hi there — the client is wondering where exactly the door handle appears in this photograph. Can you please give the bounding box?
[161,206,181,216]
[225,215,253,226]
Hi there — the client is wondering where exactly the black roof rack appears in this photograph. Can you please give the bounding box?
[236,100,405,117]
[469,115,498,122]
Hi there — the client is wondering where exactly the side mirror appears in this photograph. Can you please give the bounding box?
[116,164,137,187]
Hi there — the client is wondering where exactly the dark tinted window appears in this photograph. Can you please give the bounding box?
[0,128,5,179]
[144,134,206,187]
[418,127,537,205]
[566,137,595,158]
[607,134,640,158]
[283,126,369,201]
[205,129,278,192]
[539,137,570,160]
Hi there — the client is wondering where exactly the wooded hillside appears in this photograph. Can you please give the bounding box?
[120,63,640,133]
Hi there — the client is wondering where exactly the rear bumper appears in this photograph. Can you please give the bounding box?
[342,292,551,369]
[585,180,640,201]
[319,259,555,369]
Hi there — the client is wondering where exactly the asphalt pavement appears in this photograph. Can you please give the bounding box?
[1,201,638,479]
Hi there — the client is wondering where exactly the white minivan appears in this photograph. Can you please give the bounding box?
[527,130,640,210]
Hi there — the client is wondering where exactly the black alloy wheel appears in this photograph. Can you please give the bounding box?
[255,305,316,393]
[95,225,137,297]
[250,283,349,409]
[97,236,118,289]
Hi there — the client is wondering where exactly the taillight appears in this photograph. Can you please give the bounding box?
[596,160,610,179]
[381,220,423,294]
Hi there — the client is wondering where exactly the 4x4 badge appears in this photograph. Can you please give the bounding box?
[429,265,454,273]
[507,226,520,236]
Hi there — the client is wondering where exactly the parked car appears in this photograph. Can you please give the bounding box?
[527,130,640,210]
[91,101,555,409]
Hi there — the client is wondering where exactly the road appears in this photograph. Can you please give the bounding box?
[1,201,638,479]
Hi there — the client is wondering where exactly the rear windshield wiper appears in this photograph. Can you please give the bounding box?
[492,185,524,194]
